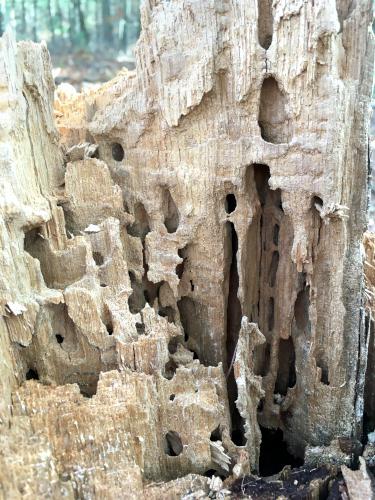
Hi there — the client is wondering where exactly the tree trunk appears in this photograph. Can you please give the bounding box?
[121,0,128,48]
[101,0,112,45]
[10,0,16,31]
[68,0,75,46]
[54,0,64,40]
[74,0,89,44]
[0,7,4,37]
[32,0,37,41]
[47,0,55,45]
[95,0,101,48]
[21,0,26,38]
[0,0,374,497]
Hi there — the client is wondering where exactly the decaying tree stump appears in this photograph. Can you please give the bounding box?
[0,0,374,497]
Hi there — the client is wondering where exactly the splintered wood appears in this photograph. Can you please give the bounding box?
[0,0,374,498]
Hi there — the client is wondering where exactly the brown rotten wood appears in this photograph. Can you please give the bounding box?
[0,0,374,497]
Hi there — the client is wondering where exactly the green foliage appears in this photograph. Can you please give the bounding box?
[1,0,140,54]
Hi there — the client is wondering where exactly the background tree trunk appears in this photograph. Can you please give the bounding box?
[47,0,55,44]
[20,0,26,38]
[55,0,64,40]
[0,7,4,37]
[74,0,89,44]
[32,0,37,41]
[68,0,75,46]
[95,0,101,48]
[101,0,112,45]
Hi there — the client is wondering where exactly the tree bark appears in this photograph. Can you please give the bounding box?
[0,0,374,497]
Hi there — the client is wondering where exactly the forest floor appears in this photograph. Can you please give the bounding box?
[51,49,135,91]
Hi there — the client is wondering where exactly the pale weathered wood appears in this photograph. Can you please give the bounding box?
[0,0,374,497]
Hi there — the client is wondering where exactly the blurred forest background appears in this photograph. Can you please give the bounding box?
[1,0,141,88]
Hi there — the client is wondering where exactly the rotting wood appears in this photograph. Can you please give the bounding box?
[0,0,374,497]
